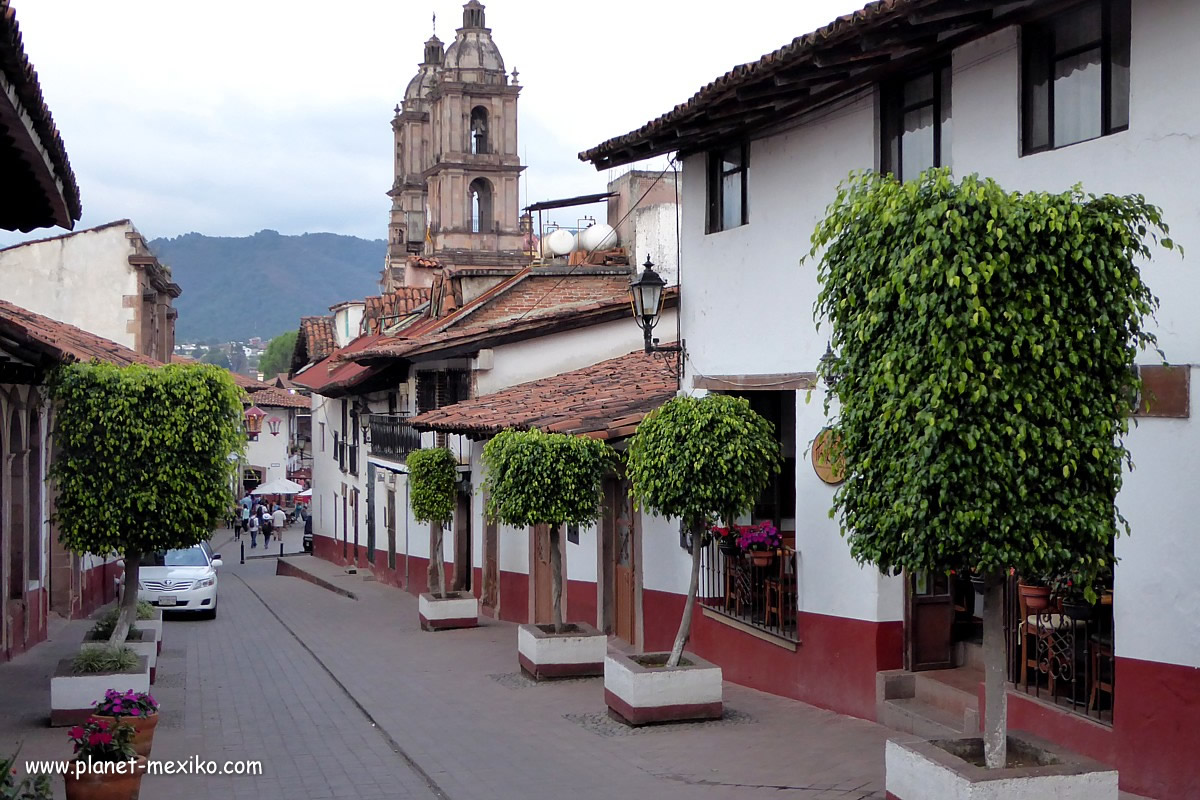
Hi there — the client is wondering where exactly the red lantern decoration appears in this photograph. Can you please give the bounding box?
[244,406,266,440]
[267,416,283,437]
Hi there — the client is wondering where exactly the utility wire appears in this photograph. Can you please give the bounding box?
[508,157,679,324]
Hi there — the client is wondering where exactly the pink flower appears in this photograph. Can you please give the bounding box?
[68,726,84,739]
[130,707,140,716]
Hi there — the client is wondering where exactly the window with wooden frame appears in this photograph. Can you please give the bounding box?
[881,64,952,181]
[706,144,748,233]
[1022,0,1130,155]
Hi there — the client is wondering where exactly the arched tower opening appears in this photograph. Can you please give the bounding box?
[470,106,489,155]
[469,178,493,233]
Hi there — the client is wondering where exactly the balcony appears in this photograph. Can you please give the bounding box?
[369,414,421,462]
[699,539,798,643]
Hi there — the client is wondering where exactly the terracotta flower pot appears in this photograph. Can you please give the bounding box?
[64,755,147,800]
[718,541,741,557]
[748,550,776,568]
[89,712,158,758]
[1019,583,1052,613]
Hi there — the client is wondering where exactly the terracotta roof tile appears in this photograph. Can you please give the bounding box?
[409,347,677,439]
[290,333,388,396]
[298,316,337,362]
[247,386,310,409]
[363,287,431,334]
[0,0,82,228]
[0,298,158,367]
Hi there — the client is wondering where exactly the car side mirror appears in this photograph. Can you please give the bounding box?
[212,558,224,568]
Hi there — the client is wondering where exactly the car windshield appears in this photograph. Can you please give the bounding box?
[147,548,209,567]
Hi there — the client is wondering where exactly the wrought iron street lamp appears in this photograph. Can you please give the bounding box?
[354,397,372,444]
[628,256,682,378]
[819,341,842,390]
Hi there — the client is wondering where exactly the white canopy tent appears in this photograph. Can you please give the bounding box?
[297,488,312,498]
[251,477,304,495]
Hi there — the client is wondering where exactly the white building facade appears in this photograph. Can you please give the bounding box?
[581,2,1199,798]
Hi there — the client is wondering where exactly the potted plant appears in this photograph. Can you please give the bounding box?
[408,447,477,630]
[811,169,1166,796]
[88,689,159,758]
[710,525,742,557]
[1,750,51,800]
[482,429,612,679]
[82,614,157,684]
[612,394,779,724]
[49,362,244,648]
[63,718,146,800]
[1017,577,1052,613]
[738,523,781,567]
[51,647,149,727]
[1054,574,1095,623]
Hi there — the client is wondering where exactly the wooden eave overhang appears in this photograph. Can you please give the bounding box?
[579,0,1058,169]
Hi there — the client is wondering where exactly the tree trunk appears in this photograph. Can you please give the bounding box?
[667,523,703,668]
[549,524,564,634]
[982,577,1008,769]
[109,549,141,646]
[428,521,444,598]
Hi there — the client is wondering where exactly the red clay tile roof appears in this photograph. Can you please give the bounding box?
[0,298,158,367]
[0,0,82,230]
[346,287,676,364]
[171,354,195,363]
[579,0,1024,169]
[246,386,310,409]
[291,333,388,396]
[410,347,677,440]
[463,275,631,326]
[303,316,337,359]
[363,287,431,334]
[228,370,267,392]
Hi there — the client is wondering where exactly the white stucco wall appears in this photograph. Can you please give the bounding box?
[632,203,681,288]
[668,0,1200,656]
[0,222,140,349]
[474,311,677,396]
[245,408,291,486]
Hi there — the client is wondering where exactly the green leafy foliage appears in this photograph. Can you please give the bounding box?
[810,169,1172,587]
[258,330,298,379]
[49,362,246,558]
[406,447,458,525]
[481,429,612,529]
[90,602,154,638]
[1,750,52,800]
[626,394,780,532]
[72,646,139,674]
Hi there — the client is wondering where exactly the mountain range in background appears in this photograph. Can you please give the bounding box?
[150,229,386,342]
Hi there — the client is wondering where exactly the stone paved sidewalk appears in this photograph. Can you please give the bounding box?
[239,554,893,800]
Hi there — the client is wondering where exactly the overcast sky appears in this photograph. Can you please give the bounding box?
[2,0,866,247]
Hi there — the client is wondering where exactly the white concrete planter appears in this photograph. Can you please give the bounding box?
[51,656,151,727]
[81,629,158,683]
[418,592,479,631]
[885,734,1117,800]
[138,608,164,655]
[603,650,723,726]
[517,622,606,680]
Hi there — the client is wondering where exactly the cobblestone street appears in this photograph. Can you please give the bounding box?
[1,534,1156,799]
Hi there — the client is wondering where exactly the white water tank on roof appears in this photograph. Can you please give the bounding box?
[579,223,618,252]
[546,228,576,256]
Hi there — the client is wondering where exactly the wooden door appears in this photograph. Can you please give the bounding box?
[906,570,954,671]
[452,491,471,591]
[482,514,499,613]
[612,482,636,644]
[351,490,360,566]
[532,524,552,624]
[386,488,397,571]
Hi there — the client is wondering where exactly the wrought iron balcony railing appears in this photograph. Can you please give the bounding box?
[368,414,421,462]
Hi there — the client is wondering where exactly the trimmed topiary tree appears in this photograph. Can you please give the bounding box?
[811,168,1173,768]
[626,394,780,667]
[50,362,245,644]
[406,447,458,598]
[481,429,612,633]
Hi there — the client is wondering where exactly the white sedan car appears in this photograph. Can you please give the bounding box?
[138,544,223,618]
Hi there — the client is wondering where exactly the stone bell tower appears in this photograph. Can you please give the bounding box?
[385,2,526,290]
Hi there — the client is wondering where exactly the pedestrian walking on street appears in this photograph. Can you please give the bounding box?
[272,505,286,537]
[248,512,259,548]
[261,507,272,546]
